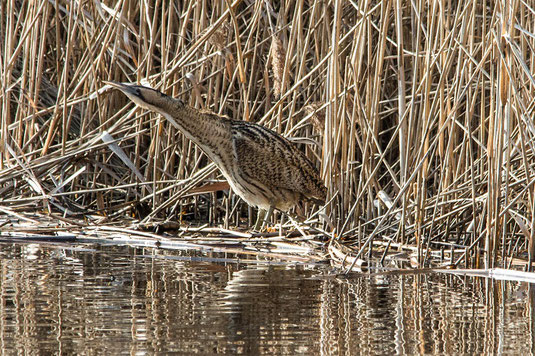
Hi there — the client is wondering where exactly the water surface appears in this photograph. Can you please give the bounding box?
[0,242,533,354]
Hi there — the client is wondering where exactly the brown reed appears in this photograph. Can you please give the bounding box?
[1,0,535,269]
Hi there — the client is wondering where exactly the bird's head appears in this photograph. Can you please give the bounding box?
[104,81,183,114]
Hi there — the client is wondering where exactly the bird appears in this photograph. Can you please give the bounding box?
[104,81,326,230]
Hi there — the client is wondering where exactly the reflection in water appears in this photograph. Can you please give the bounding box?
[0,243,533,354]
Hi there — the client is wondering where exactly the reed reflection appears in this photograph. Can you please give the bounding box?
[0,244,533,354]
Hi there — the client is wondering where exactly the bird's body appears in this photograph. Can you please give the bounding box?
[106,82,326,229]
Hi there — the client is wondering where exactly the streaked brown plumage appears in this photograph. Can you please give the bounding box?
[105,81,326,229]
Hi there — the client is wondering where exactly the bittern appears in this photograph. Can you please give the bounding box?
[105,81,326,230]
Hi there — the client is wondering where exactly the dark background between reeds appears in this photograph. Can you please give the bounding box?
[1,1,534,268]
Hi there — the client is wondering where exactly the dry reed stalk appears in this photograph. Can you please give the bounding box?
[3,0,535,268]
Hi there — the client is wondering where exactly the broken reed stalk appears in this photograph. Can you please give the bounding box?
[2,0,535,268]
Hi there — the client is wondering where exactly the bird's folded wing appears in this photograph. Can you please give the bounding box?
[231,123,325,200]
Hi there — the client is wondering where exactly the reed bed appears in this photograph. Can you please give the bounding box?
[1,0,535,270]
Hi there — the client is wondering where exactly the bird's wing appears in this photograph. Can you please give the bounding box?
[231,122,326,201]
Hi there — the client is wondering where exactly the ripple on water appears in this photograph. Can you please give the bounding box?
[0,243,532,354]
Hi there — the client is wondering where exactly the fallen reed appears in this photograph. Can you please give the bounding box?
[1,0,535,269]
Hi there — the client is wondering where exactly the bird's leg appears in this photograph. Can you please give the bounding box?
[254,209,266,231]
[263,205,274,229]
[253,206,275,231]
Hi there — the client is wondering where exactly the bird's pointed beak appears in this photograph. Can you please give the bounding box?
[102,81,165,113]
[103,81,138,96]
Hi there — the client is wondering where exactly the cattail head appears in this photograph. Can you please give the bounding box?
[270,35,285,98]
[304,102,326,132]
[205,22,229,51]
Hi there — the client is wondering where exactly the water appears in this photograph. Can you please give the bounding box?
[0,242,533,355]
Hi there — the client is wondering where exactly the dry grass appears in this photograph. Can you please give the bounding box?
[2,0,535,269]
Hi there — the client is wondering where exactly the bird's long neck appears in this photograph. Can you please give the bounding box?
[133,89,234,174]
[159,104,232,159]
